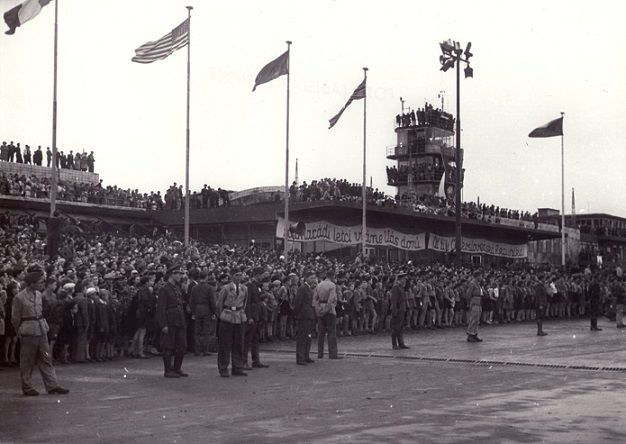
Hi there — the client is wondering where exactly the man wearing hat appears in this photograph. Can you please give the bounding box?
[156,264,188,377]
[11,265,69,396]
[189,271,216,356]
[534,274,549,336]
[313,269,340,359]
[293,270,317,365]
[244,266,270,369]
[466,270,485,342]
[216,270,248,377]
[390,272,410,350]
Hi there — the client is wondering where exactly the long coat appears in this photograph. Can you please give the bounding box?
[293,284,315,320]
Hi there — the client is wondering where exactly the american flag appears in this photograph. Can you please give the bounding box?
[132,18,189,64]
[328,79,366,129]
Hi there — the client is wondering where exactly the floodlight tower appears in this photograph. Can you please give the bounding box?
[439,39,473,266]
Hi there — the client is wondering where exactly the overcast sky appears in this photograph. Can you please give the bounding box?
[1,0,625,217]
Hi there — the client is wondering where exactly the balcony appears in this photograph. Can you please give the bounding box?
[387,142,461,160]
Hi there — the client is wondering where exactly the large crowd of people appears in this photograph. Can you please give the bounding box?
[1,141,96,173]
[1,212,624,388]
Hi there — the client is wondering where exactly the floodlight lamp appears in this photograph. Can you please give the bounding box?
[464,42,473,59]
[441,59,455,72]
[440,40,454,54]
[464,65,474,78]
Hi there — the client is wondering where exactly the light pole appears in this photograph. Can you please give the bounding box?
[439,39,473,266]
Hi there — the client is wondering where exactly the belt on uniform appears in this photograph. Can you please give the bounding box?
[21,316,43,321]
[225,307,243,311]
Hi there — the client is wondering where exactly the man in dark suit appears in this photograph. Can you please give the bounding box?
[33,146,43,166]
[534,274,548,336]
[244,267,269,369]
[390,272,410,350]
[588,274,602,331]
[293,270,316,365]
[46,147,52,167]
[156,264,188,378]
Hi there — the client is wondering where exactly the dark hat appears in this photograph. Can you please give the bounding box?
[165,263,184,276]
[304,270,317,278]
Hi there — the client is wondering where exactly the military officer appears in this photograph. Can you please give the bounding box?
[390,272,410,350]
[293,270,316,365]
[534,274,548,336]
[216,270,248,377]
[465,270,485,342]
[156,264,188,378]
[587,274,602,331]
[12,265,69,396]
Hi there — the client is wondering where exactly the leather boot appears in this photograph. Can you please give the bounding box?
[163,352,179,378]
[173,353,188,377]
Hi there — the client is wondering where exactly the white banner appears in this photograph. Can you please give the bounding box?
[429,233,528,258]
[276,218,426,251]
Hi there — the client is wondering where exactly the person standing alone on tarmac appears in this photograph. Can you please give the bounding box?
[11,265,69,396]
[587,273,602,332]
[156,264,188,378]
[294,270,316,365]
[313,269,341,359]
[390,272,410,350]
[534,273,549,336]
[466,270,485,343]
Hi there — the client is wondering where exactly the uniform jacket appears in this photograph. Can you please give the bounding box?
[216,282,247,324]
[11,288,49,337]
[313,279,337,317]
[190,282,216,317]
[534,282,548,307]
[245,280,262,322]
[390,284,407,317]
[465,279,484,306]
[293,283,315,320]
[156,282,186,329]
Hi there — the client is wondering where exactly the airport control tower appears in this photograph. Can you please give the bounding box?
[386,102,462,200]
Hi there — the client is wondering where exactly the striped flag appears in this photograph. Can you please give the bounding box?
[132,18,189,64]
[328,79,366,129]
[252,50,289,91]
[3,0,51,35]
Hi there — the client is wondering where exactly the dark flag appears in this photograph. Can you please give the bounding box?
[528,116,563,138]
[132,18,190,64]
[252,50,289,91]
[328,79,366,129]
[3,0,51,35]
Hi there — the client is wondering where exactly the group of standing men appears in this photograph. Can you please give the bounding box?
[0,141,95,172]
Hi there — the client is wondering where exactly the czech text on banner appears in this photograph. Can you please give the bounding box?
[276,218,426,251]
[132,18,190,64]
[252,50,289,91]
[428,233,528,259]
[4,0,51,35]
[328,79,366,129]
[528,116,563,138]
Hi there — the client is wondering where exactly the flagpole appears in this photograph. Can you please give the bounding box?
[560,111,565,267]
[283,41,292,260]
[50,0,59,217]
[184,6,193,247]
[361,67,368,257]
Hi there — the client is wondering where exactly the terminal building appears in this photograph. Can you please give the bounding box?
[2,102,624,268]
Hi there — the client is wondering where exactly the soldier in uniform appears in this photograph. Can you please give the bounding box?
[390,272,410,350]
[244,267,270,370]
[465,270,485,342]
[293,270,316,365]
[587,274,602,331]
[156,264,188,378]
[189,271,216,356]
[534,273,548,336]
[216,270,248,377]
[11,265,69,396]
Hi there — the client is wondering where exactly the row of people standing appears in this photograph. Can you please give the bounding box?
[0,141,95,172]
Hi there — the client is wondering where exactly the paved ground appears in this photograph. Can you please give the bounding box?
[1,318,625,444]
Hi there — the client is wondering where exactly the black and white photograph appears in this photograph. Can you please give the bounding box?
[0,0,625,443]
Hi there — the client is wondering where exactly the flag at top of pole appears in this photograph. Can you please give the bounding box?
[528,116,563,138]
[252,50,289,91]
[328,79,366,129]
[132,18,189,64]
[3,0,51,35]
